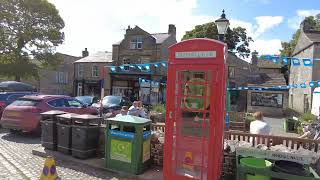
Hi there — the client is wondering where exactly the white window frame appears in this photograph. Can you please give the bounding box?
[77,83,83,96]
[130,36,143,49]
[59,72,64,83]
[78,64,84,78]
[92,65,99,77]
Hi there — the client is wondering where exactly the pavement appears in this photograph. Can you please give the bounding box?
[0,129,131,180]
[264,116,299,137]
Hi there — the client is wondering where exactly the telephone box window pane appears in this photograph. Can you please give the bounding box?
[181,97,208,110]
[181,111,209,137]
[182,84,208,97]
[181,71,206,82]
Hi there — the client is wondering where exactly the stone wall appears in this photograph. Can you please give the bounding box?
[289,31,314,113]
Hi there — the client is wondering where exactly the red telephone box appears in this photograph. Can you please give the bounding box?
[164,38,227,180]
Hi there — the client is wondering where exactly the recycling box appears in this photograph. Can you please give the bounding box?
[105,115,151,175]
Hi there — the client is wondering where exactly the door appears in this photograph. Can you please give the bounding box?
[165,65,219,180]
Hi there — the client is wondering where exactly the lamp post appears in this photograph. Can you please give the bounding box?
[215,10,231,114]
[215,9,230,42]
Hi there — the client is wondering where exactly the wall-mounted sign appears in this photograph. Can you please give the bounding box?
[175,51,216,59]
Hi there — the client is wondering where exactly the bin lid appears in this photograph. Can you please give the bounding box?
[72,114,101,120]
[41,110,67,115]
[107,115,151,124]
[56,113,78,119]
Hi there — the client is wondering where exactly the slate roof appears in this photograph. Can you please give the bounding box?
[151,33,171,44]
[247,73,286,88]
[305,31,320,43]
[257,59,282,69]
[74,51,113,63]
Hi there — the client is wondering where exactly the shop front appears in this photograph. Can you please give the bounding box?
[110,73,166,104]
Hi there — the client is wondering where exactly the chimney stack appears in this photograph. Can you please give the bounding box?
[251,51,259,72]
[82,48,89,57]
[168,24,176,37]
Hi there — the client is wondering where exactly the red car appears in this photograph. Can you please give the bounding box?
[0,95,98,133]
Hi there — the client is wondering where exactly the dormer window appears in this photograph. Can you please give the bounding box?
[130,36,143,49]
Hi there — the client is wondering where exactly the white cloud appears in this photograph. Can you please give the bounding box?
[288,9,320,29]
[48,0,282,58]
[250,39,282,55]
[48,0,212,56]
[254,16,283,38]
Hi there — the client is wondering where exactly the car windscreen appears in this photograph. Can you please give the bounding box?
[102,96,121,106]
[9,99,39,106]
[75,96,92,105]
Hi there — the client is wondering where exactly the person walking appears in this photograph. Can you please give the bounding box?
[250,112,271,135]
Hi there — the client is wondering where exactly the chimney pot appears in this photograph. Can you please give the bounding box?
[82,48,89,57]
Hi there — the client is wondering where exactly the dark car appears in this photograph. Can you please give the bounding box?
[75,96,99,106]
[93,96,131,117]
[0,95,98,133]
[0,92,37,118]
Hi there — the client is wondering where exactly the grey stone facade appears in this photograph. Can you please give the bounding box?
[112,25,177,65]
[74,50,113,97]
[26,53,80,96]
[289,29,320,113]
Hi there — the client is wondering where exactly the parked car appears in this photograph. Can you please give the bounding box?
[75,96,99,106]
[92,96,131,117]
[0,91,37,118]
[0,95,98,133]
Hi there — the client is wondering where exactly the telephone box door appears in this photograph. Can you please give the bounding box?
[164,65,224,180]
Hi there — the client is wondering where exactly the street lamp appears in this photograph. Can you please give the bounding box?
[215,9,230,42]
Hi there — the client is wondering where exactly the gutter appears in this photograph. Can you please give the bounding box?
[292,42,319,57]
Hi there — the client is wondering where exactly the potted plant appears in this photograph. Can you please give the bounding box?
[149,104,166,123]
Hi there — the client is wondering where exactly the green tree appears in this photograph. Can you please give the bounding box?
[280,16,320,57]
[182,22,253,58]
[0,0,65,81]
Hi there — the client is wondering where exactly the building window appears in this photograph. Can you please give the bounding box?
[92,65,99,77]
[77,83,83,96]
[78,64,84,78]
[55,72,68,84]
[251,92,283,108]
[228,66,235,78]
[130,36,143,49]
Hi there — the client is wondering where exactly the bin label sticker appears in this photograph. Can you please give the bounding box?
[110,139,132,163]
[143,139,150,162]
[110,130,134,139]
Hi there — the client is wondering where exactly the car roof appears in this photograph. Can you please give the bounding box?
[19,95,70,101]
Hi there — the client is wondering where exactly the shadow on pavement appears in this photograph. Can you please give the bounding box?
[1,130,40,144]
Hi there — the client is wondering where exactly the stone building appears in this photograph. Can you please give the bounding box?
[110,24,177,104]
[112,24,177,65]
[289,23,320,113]
[27,53,80,95]
[226,53,251,111]
[247,53,288,116]
[74,49,113,98]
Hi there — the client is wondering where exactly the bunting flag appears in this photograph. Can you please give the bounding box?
[106,60,167,72]
[259,54,320,67]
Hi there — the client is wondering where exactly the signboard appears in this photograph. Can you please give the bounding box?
[175,51,216,59]
[236,147,314,165]
[110,139,132,163]
[142,139,151,162]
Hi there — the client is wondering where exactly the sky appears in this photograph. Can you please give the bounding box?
[48,0,320,59]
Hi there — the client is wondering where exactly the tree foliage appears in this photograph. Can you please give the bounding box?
[0,0,64,81]
[280,16,320,57]
[182,22,253,58]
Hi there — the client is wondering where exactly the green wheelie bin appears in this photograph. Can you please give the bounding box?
[105,115,152,174]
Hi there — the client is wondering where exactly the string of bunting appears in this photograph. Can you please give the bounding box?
[259,55,320,66]
[106,61,167,72]
[227,80,320,91]
[139,78,166,86]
